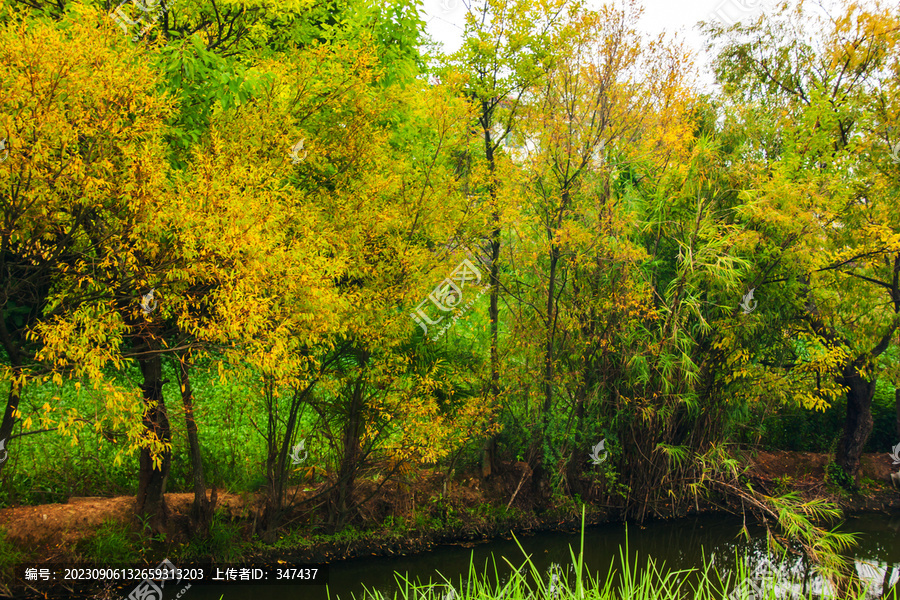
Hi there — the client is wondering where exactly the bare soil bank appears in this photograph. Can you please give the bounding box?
[1,451,898,567]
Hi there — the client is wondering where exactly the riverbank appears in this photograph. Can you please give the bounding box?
[1,450,898,571]
[5,508,900,600]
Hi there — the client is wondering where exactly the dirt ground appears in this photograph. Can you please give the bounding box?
[751,450,897,485]
[1,451,897,557]
[0,492,252,548]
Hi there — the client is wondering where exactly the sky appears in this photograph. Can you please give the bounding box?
[417,0,837,92]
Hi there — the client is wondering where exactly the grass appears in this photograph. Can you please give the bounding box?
[77,519,140,563]
[351,508,887,600]
[0,360,278,508]
[178,510,247,562]
[0,527,24,585]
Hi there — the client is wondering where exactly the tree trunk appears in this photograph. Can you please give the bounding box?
[835,363,876,486]
[260,376,283,543]
[261,380,310,543]
[564,382,588,496]
[0,367,21,478]
[329,380,364,532]
[135,352,171,532]
[0,318,23,479]
[526,439,549,504]
[482,108,501,480]
[565,271,602,498]
[895,387,899,440]
[481,436,497,478]
[531,242,561,502]
[178,356,215,534]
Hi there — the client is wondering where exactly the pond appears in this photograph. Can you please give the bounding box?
[154,512,900,599]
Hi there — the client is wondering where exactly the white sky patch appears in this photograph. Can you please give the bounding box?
[418,0,876,93]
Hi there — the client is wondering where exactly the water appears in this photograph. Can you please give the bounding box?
[163,512,900,599]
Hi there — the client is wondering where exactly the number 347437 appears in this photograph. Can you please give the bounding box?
[276,568,318,580]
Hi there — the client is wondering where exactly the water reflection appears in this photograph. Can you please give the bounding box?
[710,516,900,599]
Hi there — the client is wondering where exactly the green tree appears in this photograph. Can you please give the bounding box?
[703,0,900,484]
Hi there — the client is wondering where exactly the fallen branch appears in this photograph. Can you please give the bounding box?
[506,464,531,511]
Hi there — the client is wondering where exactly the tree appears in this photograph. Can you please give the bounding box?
[481,0,699,502]
[703,0,900,484]
[0,8,175,501]
[446,0,577,479]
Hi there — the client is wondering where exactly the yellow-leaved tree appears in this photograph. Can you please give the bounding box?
[509,0,697,500]
[1,5,181,530]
